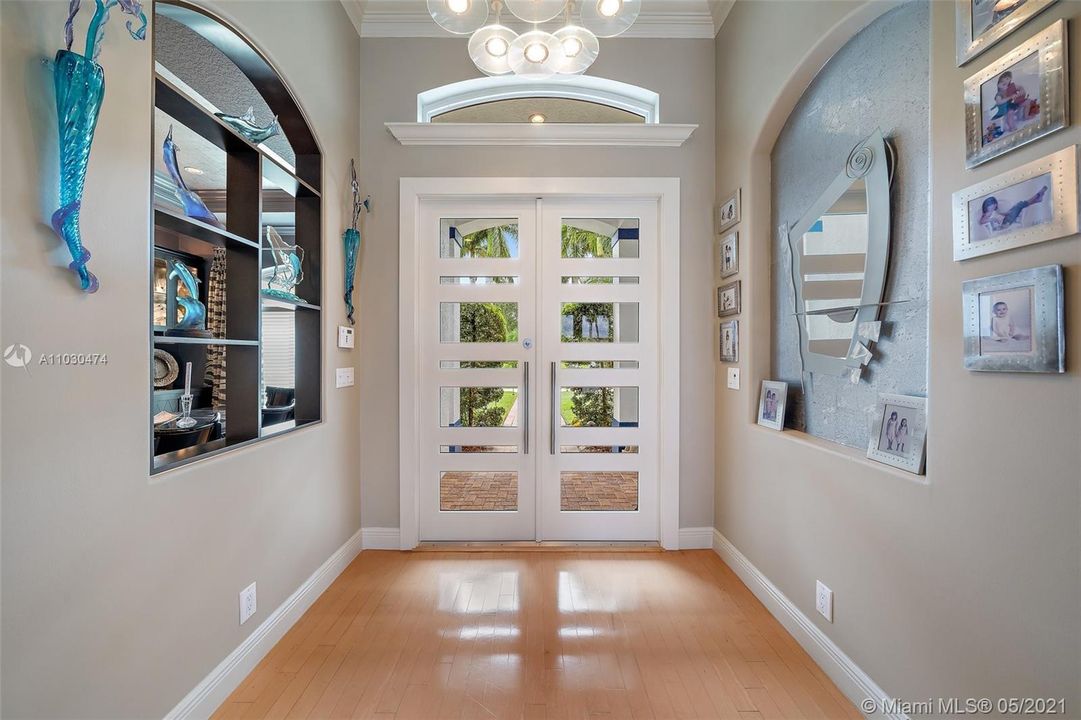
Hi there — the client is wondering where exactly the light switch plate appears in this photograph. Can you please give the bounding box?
[727,367,740,390]
[337,325,354,349]
[335,367,355,388]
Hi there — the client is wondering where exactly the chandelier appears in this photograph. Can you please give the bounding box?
[427,0,641,77]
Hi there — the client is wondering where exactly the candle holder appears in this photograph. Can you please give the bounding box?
[177,394,197,429]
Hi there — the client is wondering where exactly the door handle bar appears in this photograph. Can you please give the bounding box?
[522,361,529,454]
[550,361,557,455]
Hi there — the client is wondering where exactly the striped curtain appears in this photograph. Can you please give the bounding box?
[204,247,227,408]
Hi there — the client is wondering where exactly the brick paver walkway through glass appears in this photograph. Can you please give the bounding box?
[439,470,639,512]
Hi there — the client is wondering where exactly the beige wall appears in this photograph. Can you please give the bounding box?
[358,38,717,530]
[0,1,361,716]
[716,0,1080,707]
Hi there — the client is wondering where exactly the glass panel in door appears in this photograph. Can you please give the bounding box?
[418,202,538,541]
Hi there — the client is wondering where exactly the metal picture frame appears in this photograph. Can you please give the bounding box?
[719,230,739,278]
[756,380,789,431]
[719,320,739,363]
[955,0,1058,66]
[962,264,1065,373]
[717,280,741,318]
[953,145,1078,260]
[964,20,1068,169]
[867,393,927,475]
[716,189,740,233]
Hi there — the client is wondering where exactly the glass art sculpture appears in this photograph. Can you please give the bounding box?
[342,159,370,326]
[214,106,280,144]
[163,125,224,228]
[168,259,209,335]
[52,0,147,293]
[262,226,305,302]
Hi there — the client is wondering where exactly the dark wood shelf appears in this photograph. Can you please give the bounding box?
[261,295,321,311]
[154,206,259,249]
[155,73,321,197]
[153,336,258,346]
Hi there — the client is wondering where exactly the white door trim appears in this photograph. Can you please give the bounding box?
[399,177,681,550]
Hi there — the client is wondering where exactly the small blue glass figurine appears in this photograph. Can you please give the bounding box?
[167,259,209,336]
[262,226,306,303]
[52,0,147,293]
[163,125,224,228]
[342,160,370,326]
[214,106,281,144]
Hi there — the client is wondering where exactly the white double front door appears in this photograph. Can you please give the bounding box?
[411,191,666,543]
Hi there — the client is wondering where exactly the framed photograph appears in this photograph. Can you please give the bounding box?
[953,145,1078,260]
[716,189,741,233]
[962,264,1064,373]
[719,231,739,277]
[956,0,1057,66]
[964,20,1068,168]
[756,380,788,431]
[867,394,927,475]
[719,320,739,363]
[717,280,741,318]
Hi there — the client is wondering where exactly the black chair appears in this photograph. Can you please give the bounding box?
[262,386,296,424]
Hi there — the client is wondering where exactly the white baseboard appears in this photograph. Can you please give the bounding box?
[711,529,905,720]
[678,526,714,549]
[164,528,364,720]
[361,526,401,550]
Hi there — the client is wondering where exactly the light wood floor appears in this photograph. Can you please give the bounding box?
[213,550,860,719]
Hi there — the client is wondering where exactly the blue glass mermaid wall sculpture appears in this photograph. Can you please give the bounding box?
[52,0,147,293]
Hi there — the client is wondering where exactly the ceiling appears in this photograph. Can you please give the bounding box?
[341,0,733,39]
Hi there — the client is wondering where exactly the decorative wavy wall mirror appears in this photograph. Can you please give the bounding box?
[785,129,895,379]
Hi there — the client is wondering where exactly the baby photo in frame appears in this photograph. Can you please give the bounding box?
[962,264,1064,373]
[964,20,1068,168]
[867,394,927,475]
[716,189,741,233]
[953,145,1079,260]
[719,320,739,363]
[756,380,788,431]
[719,230,739,278]
[956,0,1057,66]
[717,280,741,318]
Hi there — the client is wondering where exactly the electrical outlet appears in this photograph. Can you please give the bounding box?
[239,582,257,625]
[727,367,740,390]
[335,367,354,388]
[337,325,354,349]
[815,580,833,623]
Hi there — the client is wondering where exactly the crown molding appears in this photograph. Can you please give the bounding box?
[345,2,719,39]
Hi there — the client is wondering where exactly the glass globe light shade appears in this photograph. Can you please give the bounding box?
[504,0,567,23]
[579,0,640,37]
[468,24,519,75]
[427,0,489,35]
[508,30,562,78]
[553,25,598,74]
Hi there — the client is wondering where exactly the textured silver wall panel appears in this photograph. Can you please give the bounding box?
[770,1,930,448]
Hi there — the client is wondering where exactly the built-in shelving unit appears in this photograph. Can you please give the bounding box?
[150,0,323,474]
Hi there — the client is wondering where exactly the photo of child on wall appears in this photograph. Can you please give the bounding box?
[980,52,1041,146]
[877,405,913,457]
[978,285,1034,355]
[968,173,1052,242]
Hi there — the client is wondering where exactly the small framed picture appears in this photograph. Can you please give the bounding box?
[719,320,739,363]
[756,380,788,431]
[867,394,927,475]
[964,20,1068,168]
[717,280,741,318]
[953,145,1078,260]
[962,264,1065,373]
[719,230,739,277]
[956,0,1057,66]
[716,189,741,233]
